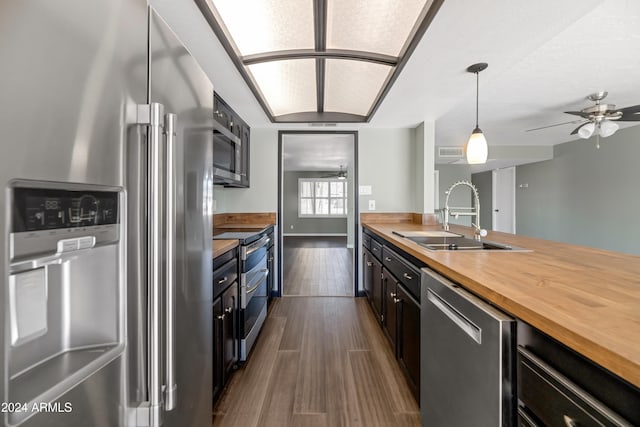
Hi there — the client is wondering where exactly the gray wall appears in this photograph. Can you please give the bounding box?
[516,125,640,255]
[472,170,493,230]
[358,128,416,212]
[283,171,348,235]
[436,165,472,226]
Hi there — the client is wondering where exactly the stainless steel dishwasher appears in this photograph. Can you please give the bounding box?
[421,268,516,427]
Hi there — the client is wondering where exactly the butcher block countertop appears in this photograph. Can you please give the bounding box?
[363,221,640,389]
[213,239,238,259]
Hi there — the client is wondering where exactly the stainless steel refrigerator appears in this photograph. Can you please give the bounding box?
[1,1,214,426]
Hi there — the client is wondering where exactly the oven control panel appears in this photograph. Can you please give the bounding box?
[12,187,119,232]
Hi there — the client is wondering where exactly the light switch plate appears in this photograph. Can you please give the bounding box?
[359,185,372,195]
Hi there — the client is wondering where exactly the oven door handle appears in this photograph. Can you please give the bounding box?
[246,269,269,293]
[243,234,270,260]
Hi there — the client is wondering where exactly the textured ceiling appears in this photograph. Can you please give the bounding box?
[282,133,354,171]
[152,0,640,153]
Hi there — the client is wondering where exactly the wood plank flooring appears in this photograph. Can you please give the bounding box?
[212,297,421,426]
[283,237,353,296]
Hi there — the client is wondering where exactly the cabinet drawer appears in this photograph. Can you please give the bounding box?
[518,346,631,427]
[213,258,237,299]
[370,239,383,260]
[382,247,420,302]
[362,233,372,250]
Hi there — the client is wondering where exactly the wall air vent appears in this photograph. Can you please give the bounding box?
[309,123,337,127]
[438,147,464,158]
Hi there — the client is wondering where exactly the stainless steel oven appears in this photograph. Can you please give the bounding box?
[240,235,269,360]
[212,120,242,184]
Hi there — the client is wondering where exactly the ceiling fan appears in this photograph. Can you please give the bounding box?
[322,165,347,180]
[527,92,640,148]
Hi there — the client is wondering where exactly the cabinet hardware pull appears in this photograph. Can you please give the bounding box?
[390,292,396,298]
[373,247,378,251]
[403,273,413,280]
[217,314,225,320]
[268,257,274,262]
[218,276,228,284]
[385,257,392,261]
[224,307,233,314]
[366,262,373,267]
[394,298,401,304]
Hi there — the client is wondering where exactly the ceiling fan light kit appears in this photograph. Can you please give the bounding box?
[465,62,489,164]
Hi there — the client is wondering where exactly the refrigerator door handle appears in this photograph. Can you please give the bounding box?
[133,102,165,427]
[164,112,177,411]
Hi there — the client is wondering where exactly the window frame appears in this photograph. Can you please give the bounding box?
[298,177,348,218]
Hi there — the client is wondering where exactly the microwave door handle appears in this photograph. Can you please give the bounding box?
[164,112,177,412]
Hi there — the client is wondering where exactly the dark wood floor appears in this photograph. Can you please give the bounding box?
[283,236,353,296]
[212,297,421,426]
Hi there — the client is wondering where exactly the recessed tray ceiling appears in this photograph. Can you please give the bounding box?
[195,0,444,123]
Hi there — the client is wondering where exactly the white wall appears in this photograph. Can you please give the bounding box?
[358,128,416,212]
[215,128,278,212]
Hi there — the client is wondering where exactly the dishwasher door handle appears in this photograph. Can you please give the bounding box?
[427,288,482,344]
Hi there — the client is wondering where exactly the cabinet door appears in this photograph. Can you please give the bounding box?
[240,124,250,187]
[212,297,224,402]
[221,283,238,379]
[267,246,274,303]
[397,285,420,401]
[382,269,398,353]
[363,249,374,302]
[370,255,383,324]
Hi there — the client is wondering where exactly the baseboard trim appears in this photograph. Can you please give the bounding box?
[283,233,348,237]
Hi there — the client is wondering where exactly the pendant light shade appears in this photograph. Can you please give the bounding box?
[466,127,488,164]
[466,63,488,164]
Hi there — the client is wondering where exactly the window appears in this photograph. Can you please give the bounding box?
[299,178,347,217]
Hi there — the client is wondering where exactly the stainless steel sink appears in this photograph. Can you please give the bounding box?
[405,235,516,251]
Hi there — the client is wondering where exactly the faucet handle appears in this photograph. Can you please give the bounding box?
[479,228,488,237]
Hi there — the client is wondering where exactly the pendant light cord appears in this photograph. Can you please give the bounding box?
[475,71,479,129]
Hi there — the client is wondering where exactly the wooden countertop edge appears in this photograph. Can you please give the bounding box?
[362,222,640,389]
[213,239,238,259]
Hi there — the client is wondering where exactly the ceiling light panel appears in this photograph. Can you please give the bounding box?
[325,59,392,116]
[327,0,430,57]
[211,0,314,56]
[248,59,317,116]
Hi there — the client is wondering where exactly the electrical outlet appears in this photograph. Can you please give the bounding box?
[368,200,376,211]
[290,225,294,229]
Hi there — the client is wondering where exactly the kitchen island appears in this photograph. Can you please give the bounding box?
[362,220,640,391]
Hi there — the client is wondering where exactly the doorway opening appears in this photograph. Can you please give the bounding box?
[277,131,358,297]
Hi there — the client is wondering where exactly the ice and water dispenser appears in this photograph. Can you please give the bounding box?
[6,182,123,424]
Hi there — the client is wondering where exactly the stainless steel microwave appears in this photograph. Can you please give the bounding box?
[213,120,242,184]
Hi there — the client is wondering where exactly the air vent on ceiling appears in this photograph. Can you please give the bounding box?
[438,147,464,158]
[308,123,337,127]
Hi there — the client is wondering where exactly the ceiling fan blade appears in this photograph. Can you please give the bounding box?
[570,122,591,135]
[616,112,640,121]
[564,110,590,118]
[616,104,640,114]
[526,119,584,132]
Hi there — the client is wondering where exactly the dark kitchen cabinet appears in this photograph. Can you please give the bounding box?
[382,268,398,352]
[370,254,383,323]
[362,229,423,403]
[239,123,250,187]
[212,247,240,405]
[221,283,238,377]
[396,284,420,401]
[212,297,224,402]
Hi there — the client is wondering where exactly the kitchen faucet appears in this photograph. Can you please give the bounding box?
[443,180,487,241]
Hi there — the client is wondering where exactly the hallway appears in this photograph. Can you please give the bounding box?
[212,297,421,426]
[282,236,353,296]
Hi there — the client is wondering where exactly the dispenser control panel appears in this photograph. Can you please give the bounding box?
[12,187,119,232]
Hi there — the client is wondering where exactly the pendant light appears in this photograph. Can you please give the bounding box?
[466,63,489,164]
